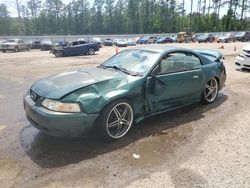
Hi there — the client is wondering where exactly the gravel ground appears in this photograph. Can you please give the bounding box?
[0,42,249,188]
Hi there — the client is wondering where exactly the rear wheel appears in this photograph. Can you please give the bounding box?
[98,100,134,141]
[88,48,95,55]
[202,77,219,104]
[2,50,6,53]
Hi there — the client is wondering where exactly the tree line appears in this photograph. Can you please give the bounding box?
[0,0,250,36]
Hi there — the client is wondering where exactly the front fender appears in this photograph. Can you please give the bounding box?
[61,80,146,120]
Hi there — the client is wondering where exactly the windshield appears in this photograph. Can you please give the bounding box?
[222,33,230,37]
[202,33,209,37]
[101,49,160,75]
[119,39,126,42]
[236,32,244,36]
[5,39,15,43]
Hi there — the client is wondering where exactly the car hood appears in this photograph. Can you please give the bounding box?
[31,67,135,99]
[1,42,16,45]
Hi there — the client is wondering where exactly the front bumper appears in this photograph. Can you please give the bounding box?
[235,56,250,69]
[23,95,99,137]
[0,46,15,50]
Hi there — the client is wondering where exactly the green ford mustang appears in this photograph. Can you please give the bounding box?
[24,46,226,140]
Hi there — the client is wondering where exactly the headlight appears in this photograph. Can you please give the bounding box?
[41,98,81,113]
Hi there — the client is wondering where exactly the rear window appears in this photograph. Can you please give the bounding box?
[199,53,217,62]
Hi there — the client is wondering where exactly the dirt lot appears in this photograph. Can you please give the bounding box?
[0,42,249,188]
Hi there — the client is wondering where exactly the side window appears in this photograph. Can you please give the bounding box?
[71,41,79,46]
[159,52,201,74]
[79,41,86,45]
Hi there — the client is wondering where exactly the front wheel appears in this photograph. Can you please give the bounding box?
[88,48,95,55]
[14,46,19,52]
[201,77,219,104]
[97,100,134,141]
[55,50,64,57]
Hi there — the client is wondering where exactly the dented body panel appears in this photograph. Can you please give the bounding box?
[24,47,226,137]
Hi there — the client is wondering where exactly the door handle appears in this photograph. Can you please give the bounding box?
[193,75,199,79]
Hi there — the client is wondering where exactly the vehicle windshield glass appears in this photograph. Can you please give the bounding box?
[223,33,230,37]
[5,40,15,43]
[101,49,160,75]
[203,33,209,37]
[236,32,244,36]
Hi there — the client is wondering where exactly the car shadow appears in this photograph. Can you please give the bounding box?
[20,94,228,168]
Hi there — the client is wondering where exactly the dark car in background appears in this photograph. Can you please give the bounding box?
[103,39,113,46]
[197,33,214,43]
[156,36,173,44]
[235,32,250,42]
[217,33,236,43]
[31,40,42,49]
[51,40,99,57]
[41,40,53,51]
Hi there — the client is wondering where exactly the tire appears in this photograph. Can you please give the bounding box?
[97,100,134,141]
[26,47,30,51]
[2,50,6,53]
[88,48,95,55]
[55,50,64,57]
[14,46,18,52]
[201,77,219,104]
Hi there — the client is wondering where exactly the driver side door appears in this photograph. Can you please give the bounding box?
[147,52,203,113]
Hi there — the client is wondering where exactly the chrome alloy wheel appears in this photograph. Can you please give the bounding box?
[88,48,95,55]
[106,102,133,139]
[204,77,218,103]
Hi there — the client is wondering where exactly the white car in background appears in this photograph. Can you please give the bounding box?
[116,39,128,47]
[235,44,250,70]
[0,39,30,53]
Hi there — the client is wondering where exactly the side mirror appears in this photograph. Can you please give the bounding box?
[146,76,155,94]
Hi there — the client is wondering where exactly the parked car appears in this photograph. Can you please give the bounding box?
[51,40,99,57]
[103,39,113,46]
[156,36,173,44]
[235,44,250,70]
[138,36,157,44]
[24,46,226,140]
[41,40,53,51]
[138,37,147,44]
[217,33,236,43]
[127,38,137,46]
[31,40,42,49]
[92,37,102,48]
[170,35,177,42]
[0,39,30,53]
[197,33,215,43]
[235,32,250,42]
[116,39,128,47]
[177,32,195,43]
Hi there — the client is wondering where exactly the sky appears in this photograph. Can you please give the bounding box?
[2,0,228,17]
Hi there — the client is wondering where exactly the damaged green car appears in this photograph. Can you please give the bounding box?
[23,47,226,140]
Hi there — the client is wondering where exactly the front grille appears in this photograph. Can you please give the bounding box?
[30,90,41,102]
[244,64,250,68]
